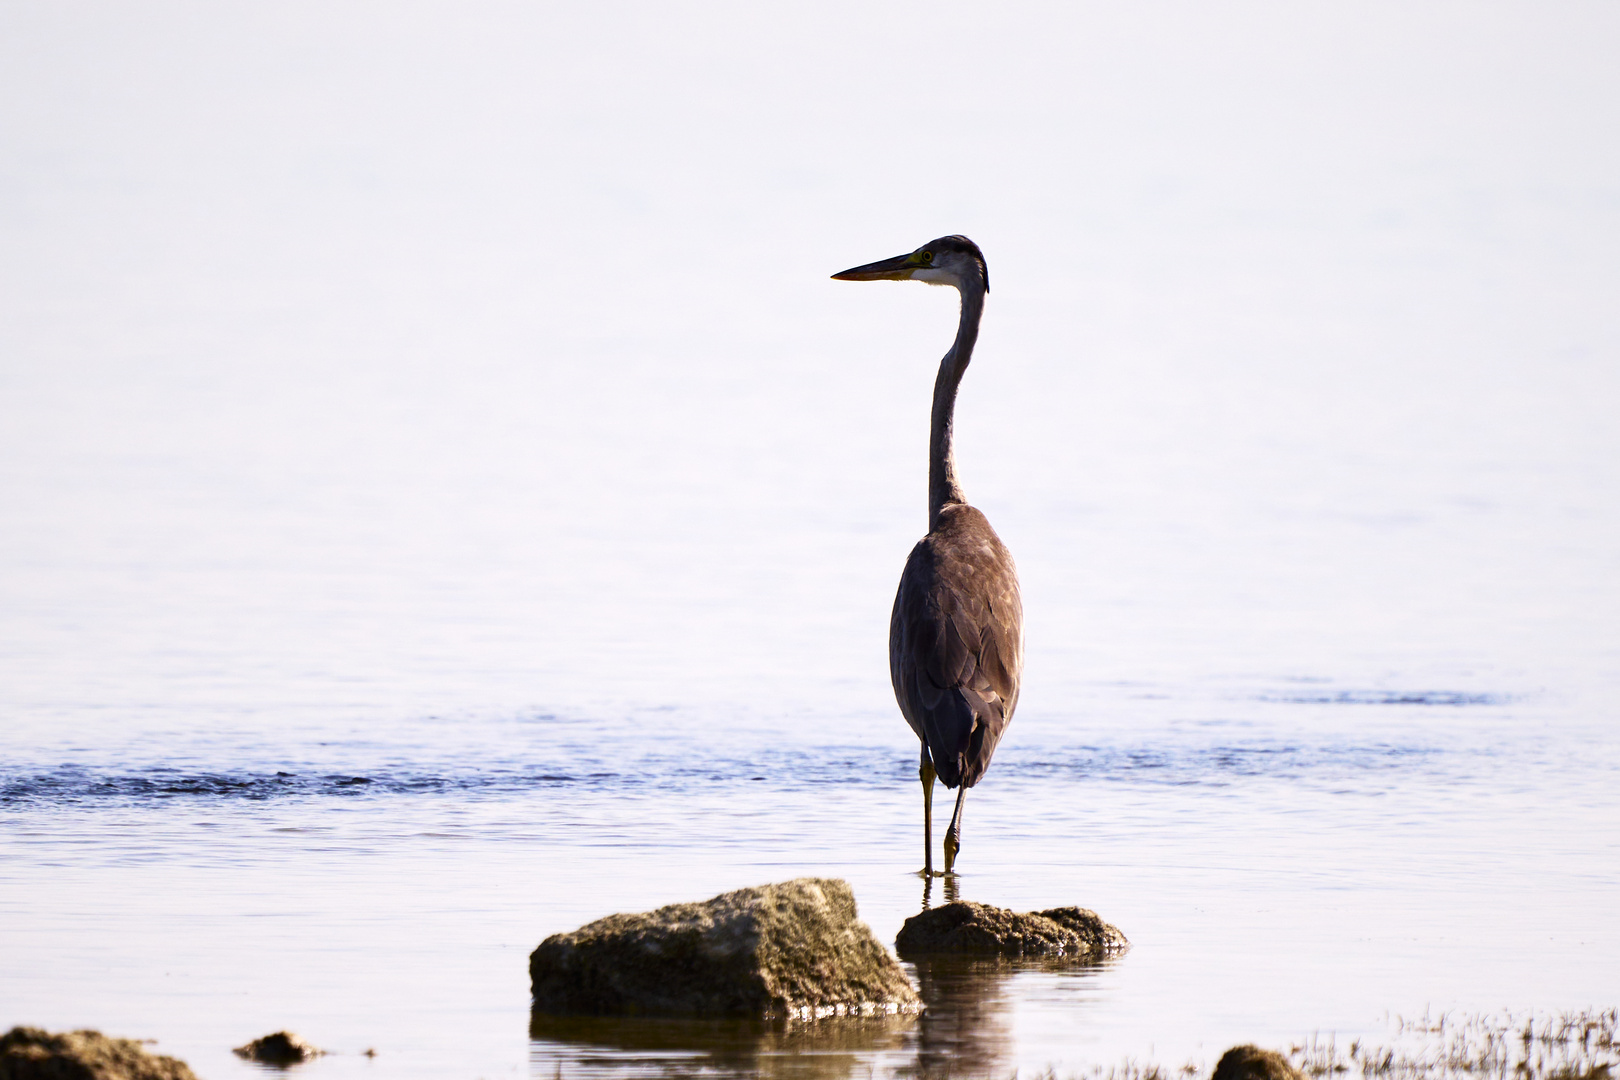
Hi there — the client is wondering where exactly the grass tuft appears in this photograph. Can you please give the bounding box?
[1287,1010,1618,1080]
[1010,1010,1618,1080]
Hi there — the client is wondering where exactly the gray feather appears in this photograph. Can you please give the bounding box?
[890,503,1023,789]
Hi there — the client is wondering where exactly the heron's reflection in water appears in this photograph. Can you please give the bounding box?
[919,872,961,909]
[897,955,1017,1079]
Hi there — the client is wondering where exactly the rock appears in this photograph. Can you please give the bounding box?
[1212,1044,1306,1080]
[530,878,921,1019]
[894,901,1128,959]
[0,1026,197,1080]
[232,1031,322,1066]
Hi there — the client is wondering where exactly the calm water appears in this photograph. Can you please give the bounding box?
[3,3,1618,1078]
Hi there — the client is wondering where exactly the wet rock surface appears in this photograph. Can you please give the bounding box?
[1212,1044,1306,1080]
[530,877,921,1019]
[895,901,1129,959]
[232,1031,322,1066]
[0,1026,197,1080]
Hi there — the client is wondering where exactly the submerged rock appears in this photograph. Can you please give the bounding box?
[232,1031,322,1066]
[1212,1044,1306,1080]
[0,1026,197,1080]
[894,901,1128,959]
[530,877,921,1019]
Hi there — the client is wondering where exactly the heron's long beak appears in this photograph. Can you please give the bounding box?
[830,252,917,282]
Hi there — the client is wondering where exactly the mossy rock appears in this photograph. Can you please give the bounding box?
[233,1031,322,1066]
[1212,1044,1305,1080]
[530,878,921,1019]
[0,1026,197,1080]
[895,901,1128,959]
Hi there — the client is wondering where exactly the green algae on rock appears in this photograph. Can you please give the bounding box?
[530,878,921,1019]
[895,901,1128,959]
[0,1026,197,1080]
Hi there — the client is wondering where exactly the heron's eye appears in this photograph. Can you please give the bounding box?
[915,251,933,265]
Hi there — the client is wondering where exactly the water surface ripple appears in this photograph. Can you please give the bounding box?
[3,730,1482,807]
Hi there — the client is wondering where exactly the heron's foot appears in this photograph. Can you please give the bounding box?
[942,829,961,874]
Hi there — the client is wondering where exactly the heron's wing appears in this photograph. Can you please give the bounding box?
[889,505,1023,789]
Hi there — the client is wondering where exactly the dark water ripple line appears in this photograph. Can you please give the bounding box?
[1012,742,1450,781]
[0,740,1480,808]
[1255,689,1512,707]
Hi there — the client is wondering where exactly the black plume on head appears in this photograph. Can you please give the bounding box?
[929,234,989,293]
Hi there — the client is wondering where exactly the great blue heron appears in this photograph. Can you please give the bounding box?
[832,235,1023,877]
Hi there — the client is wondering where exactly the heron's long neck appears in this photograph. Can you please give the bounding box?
[929,281,985,530]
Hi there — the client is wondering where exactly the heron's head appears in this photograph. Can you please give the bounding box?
[831,235,989,293]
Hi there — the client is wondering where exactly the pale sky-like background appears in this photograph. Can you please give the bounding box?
[4,1,1617,731]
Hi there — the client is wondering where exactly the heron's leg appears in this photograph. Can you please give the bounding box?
[919,749,936,877]
[942,785,968,874]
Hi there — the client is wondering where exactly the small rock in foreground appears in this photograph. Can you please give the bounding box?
[233,1031,323,1066]
[1212,1044,1306,1080]
[0,1026,197,1080]
[895,901,1128,959]
[530,877,921,1019]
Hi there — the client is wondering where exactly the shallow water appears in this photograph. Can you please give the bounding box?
[4,697,1615,1078]
[3,3,1619,1078]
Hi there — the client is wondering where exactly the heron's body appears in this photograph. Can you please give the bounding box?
[890,502,1021,792]
[833,235,1023,875]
